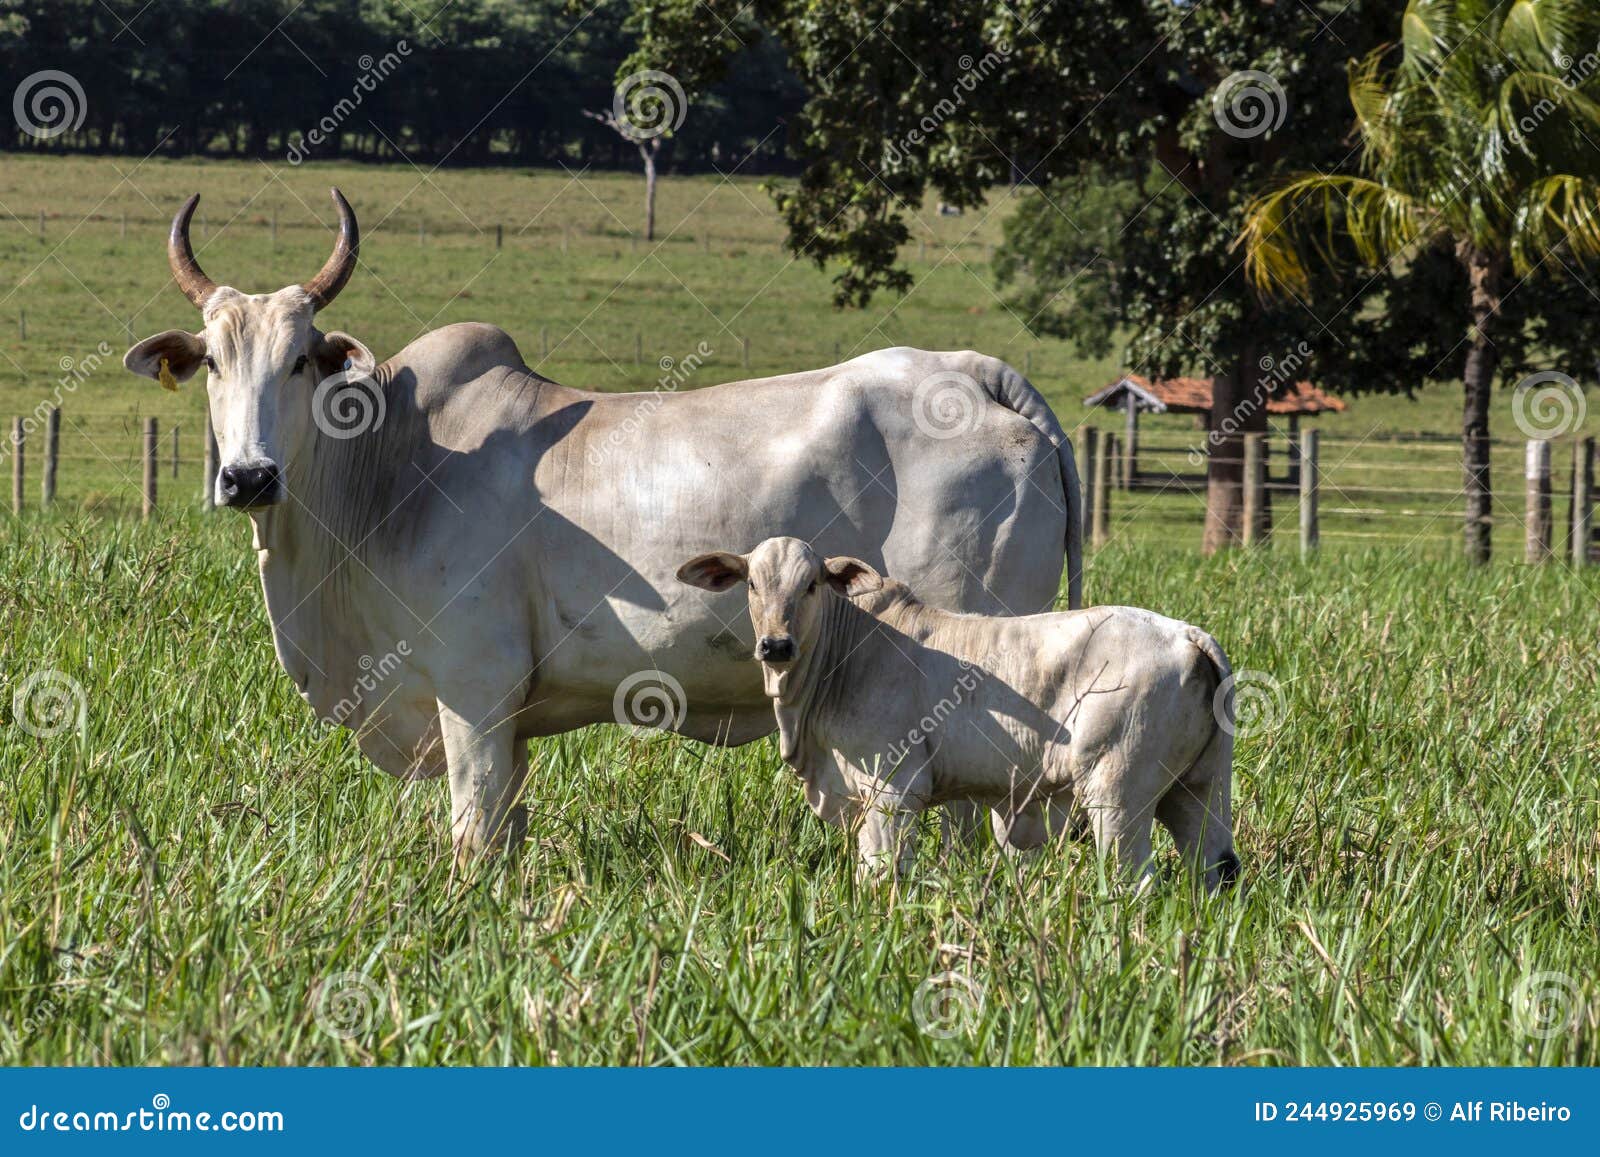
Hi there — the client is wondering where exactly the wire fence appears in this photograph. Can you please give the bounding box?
[6,407,1597,564]
[1077,424,1597,561]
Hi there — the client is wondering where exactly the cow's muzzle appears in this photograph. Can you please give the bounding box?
[218,463,284,508]
[755,635,795,664]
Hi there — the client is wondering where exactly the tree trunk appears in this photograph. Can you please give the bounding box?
[640,142,658,242]
[1202,343,1267,554]
[1459,244,1503,564]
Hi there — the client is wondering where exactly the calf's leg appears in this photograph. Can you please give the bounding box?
[1080,757,1158,889]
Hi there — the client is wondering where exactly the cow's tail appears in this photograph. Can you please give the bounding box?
[1181,627,1240,891]
[978,358,1083,609]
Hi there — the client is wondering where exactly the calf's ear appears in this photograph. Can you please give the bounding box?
[676,552,749,591]
[824,556,883,596]
[314,330,376,378]
[124,331,207,388]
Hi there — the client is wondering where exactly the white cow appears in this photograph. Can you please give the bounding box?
[123,190,1083,860]
[678,537,1240,890]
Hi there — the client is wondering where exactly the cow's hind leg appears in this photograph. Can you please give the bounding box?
[439,695,528,864]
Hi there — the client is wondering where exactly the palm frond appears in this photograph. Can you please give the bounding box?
[1499,0,1597,74]
[1240,176,1430,298]
[1511,173,1600,271]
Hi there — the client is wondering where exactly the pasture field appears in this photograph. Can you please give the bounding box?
[0,155,1587,554]
[1,510,1596,1066]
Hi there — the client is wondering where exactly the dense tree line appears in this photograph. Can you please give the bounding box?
[0,0,803,170]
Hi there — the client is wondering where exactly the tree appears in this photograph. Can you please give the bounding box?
[584,107,664,240]
[627,1,1401,552]
[1242,0,1600,562]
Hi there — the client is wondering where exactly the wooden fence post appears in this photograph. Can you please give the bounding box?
[1242,432,1266,546]
[1573,437,1594,567]
[203,411,218,509]
[142,417,157,520]
[1122,395,1139,490]
[170,423,181,479]
[10,417,22,515]
[42,406,59,508]
[1077,426,1098,541]
[1092,432,1114,549]
[1525,439,1553,563]
[1299,428,1319,557]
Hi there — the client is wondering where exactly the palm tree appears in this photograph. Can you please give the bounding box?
[1240,0,1600,561]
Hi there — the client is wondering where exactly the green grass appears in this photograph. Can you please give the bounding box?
[2,510,1595,1065]
[2,155,1591,554]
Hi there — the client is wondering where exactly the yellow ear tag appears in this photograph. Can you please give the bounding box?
[157,357,179,393]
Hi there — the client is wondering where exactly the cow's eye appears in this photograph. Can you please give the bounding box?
[292,355,308,375]
[204,356,217,374]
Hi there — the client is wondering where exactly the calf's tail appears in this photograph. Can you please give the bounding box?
[978,359,1083,610]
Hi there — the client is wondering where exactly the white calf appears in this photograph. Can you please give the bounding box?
[678,537,1240,889]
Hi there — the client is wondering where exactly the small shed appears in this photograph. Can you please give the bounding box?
[1085,373,1347,487]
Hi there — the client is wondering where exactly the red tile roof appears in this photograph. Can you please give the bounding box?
[1086,373,1348,415]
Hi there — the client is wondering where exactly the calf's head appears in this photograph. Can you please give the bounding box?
[123,190,373,509]
[677,537,883,676]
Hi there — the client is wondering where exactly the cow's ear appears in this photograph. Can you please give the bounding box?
[677,552,748,592]
[314,330,375,378]
[124,331,207,387]
[823,556,883,597]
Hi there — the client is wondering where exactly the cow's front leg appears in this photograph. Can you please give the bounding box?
[939,800,986,859]
[439,697,528,863]
[856,802,917,881]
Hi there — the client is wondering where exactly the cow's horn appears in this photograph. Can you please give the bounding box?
[302,188,359,311]
[168,193,219,308]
